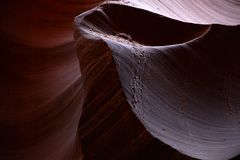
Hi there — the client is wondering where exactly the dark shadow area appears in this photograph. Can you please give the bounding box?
[84,3,210,46]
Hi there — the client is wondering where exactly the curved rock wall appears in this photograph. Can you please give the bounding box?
[74,2,240,160]
[0,0,240,160]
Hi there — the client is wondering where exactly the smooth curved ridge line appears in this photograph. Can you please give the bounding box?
[74,2,240,160]
[109,0,240,25]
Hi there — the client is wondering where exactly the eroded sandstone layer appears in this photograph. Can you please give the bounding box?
[1,0,240,160]
[75,2,240,160]
[0,1,103,160]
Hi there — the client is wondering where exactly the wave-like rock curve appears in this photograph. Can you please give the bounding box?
[1,0,240,160]
[114,0,240,25]
[74,3,240,160]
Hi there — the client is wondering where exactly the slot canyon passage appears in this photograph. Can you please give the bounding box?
[0,0,240,160]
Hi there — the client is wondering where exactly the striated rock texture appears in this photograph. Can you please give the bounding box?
[113,0,240,25]
[74,2,240,160]
[0,0,103,160]
[1,0,240,160]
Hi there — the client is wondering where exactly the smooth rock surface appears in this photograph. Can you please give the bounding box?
[74,3,240,160]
